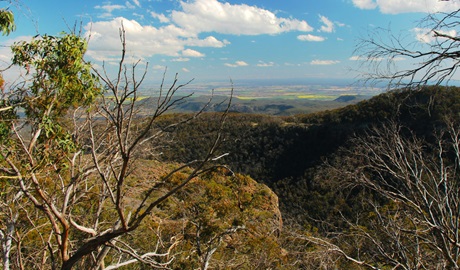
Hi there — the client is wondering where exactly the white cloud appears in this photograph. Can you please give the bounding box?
[257,61,274,67]
[284,62,300,66]
[132,0,140,7]
[186,36,230,47]
[133,13,145,20]
[84,17,229,62]
[225,61,248,67]
[310,60,340,65]
[413,28,433,43]
[392,57,406,61]
[297,34,325,42]
[151,11,170,23]
[352,0,460,14]
[352,0,377,10]
[349,56,364,61]
[85,1,316,64]
[95,4,129,18]
[125,1,135,9]
[413,27,457,43]
[172,57,190,62]
[319,15,334,33]
[182,68,190,72]
[95,4,125,13]
[85,18,191,61]
[171,0,313,35]
[182,48,205,57]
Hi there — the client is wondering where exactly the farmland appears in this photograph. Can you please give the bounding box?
[138,79,383,115]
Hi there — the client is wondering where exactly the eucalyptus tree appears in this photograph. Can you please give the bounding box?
[0,25,231,269]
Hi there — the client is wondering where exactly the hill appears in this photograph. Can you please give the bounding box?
[155,85,460,227]
[140,94,370,116]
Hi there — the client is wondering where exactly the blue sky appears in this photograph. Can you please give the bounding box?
[2,0,460,85]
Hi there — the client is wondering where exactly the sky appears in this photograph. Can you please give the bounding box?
[2,0,460,86]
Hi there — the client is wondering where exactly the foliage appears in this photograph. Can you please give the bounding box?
[0,8,14,35]
[12,34,100,119]
[148,167,284,269]
[0,25,238,269]
[156,86,460,237]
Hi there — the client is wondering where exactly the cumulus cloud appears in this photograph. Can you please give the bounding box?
[182,48,205,57]
[85,18,191,61]
[319,15,334,33]
[310,60,340,65]
[85,17,229,62]
[352,0,460,14]
[86,1,316,63]
[225,61,249,67]
[185,36,230,47]
[171,0,313,35]
[297,34,325,42]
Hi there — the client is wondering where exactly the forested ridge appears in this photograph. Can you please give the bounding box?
[157,85,460,225]
[149,85,460,270]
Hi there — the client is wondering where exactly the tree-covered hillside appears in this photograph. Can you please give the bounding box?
[153,85,460,268]
[158,85,460,226]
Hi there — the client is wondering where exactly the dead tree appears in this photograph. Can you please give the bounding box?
[356,8,460,88]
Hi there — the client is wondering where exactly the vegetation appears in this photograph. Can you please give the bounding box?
[3,3,460,270]
[156,85,460,269]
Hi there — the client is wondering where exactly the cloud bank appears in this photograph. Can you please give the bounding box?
[85,0,314,63]
[172,0,312,35]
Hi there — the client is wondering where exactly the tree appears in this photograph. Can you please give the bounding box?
[356,7,460,88]
[298,121,460,269]
[0,26,232,270]
[0,1,15,36]
[0,31,100,270]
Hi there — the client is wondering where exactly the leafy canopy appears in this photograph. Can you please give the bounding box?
[0,8,14,35]
[12,34,100,120]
